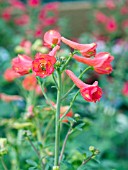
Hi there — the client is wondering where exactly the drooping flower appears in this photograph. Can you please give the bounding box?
[4,68,20,82]
[43,30,61,48]
[73,52,114,74]
[22,74,37,91]
[61,37,97,58]
[28,0,40,7]
[12,54,33,75]
[0,93,23,102]
[122,82,128,96]
[32,53,56,78]
[66,70,102,102]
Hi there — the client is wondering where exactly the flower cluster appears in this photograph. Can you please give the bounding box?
[5,30,114,103]
[0,0,59,39]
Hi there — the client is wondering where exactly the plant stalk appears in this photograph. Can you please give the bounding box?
[54,70,62,169]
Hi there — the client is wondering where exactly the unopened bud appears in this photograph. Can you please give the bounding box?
[53,166,59,170]
[15,46,24,53]
[89,146,95,152]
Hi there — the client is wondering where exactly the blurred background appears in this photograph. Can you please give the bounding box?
[0,0,128,170]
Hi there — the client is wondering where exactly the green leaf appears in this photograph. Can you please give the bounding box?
[26,159,38,167]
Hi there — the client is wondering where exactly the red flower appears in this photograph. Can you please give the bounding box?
[0,93,23,102]
[8,0,26,11]
[106,17,117,32]
[66,70,102,102]
[120,6,128,15]
[20,39,32,55]
[12,55,33,75]
[28,0,40,7]
[95,11,108,24]
[22,74,37,91]
[61,37,97,58]
[73,52,114,74]
[14,14,29,26]
[106,0,116,9]
[122,20,128,29]
[43,30,61,48]
[122,82,128,96]
[4,68,20,82]
[32,53,56,78]
[1,8,12,21]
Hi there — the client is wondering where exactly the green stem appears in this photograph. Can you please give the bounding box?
[43,115,55,142]
[61,66,92,101]
[54,70,62,168]
[59,126,72,165]
[60,89,80,122]
[37,77,55,111]
[61,53,72,72]
[1,157,8,170]
[27,136,44,168]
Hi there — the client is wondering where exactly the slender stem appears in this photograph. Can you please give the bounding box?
[27,136,44,168]
[54,70,61,168]
[60,89,80,122]
[1,157,8,170]
[52,73,58,89]
[37,78,55,111]
[27,136,41,159]
[61,66,92,101]
[43,115,55,142]
[59,127,72,164]
[61,53,72,72]
[79,154,94,167]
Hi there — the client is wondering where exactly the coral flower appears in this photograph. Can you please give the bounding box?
[12,55,33,75]
[28,0,40,7]
[73,52,114,74]
[4,68,20,82]
[61,37,97,58]
[22,74,37,91]
[32,53,56,78]
[43,30,61,48]
[106,0,116,9]
[0,93,23,102]
[122,82,128,96]
[66,70,102,102]
[14,15,30,26]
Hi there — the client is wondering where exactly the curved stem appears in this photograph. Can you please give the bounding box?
[60,89,80,122]
[59,127,72,164]
[1,157,8,170]
[61,66,92,101]
[54,70,62,168]
[37,77,55,112]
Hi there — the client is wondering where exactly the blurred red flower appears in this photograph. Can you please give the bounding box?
[28,0,40,7]
[122,82,128,96]
[4,68,20,82]
[22,74,37,91]
[0,93,23,102]
[106,17,117,32]
[95,11,108,24]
